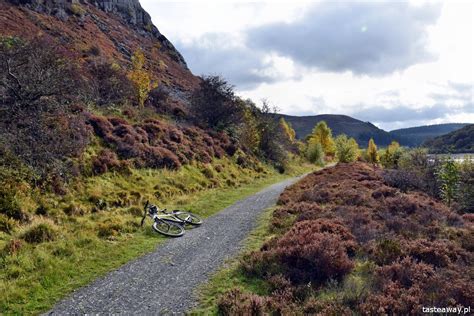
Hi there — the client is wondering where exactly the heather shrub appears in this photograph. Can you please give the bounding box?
[92,149,123,175]
[243,219,356,285]
[0,37,91,184]
[382,169,423,193]
[88,61,133,106]
[369,239,403,265]
[403,239,470,267]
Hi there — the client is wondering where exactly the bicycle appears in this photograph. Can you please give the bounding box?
[140,201,203,237]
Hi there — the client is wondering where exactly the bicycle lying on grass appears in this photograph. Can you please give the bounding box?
[140,200,203,237]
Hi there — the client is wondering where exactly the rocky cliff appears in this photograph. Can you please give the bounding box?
[1,0,197,91]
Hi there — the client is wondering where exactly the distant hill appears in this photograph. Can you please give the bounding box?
[390,123,470,147]
[275,114,394,147]
[423,124,474,153]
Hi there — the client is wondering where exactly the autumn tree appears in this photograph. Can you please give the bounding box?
[366,138,379,163]
[381,141,403,168]
[335,134,359,163]
[308,121,335,157]
[128,49,156,108]
[237,99,261,154]
[279,118,296,142]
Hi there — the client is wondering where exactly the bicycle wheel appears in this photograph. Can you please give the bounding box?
[152,219,185,237]
[172,211,203,226]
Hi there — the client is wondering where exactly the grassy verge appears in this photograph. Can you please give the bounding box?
[190,206,279,315]
[0,159,314,314]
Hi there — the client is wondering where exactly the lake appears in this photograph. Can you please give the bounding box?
[428,153,474,163]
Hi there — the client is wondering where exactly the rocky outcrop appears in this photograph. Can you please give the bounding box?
[7,0,187,67]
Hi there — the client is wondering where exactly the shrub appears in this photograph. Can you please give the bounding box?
[69,3,86,16]
[22,221,57,243]
[458,159,474,212]
[0,214,16,234]
[63,203,86,216]
[335,134,359,163]
[369,239,402,265]
[92,149,122,175]
[0,190,29,222]
[1,37,90,183]
[242,219,356,285]
[191,75,243,130]
[306,140,324,165]
[382,169,423,193]
[380,141,403,168]
[89,61,133,106]
[437,158,459,207]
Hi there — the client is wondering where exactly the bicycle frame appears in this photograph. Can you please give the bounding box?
[141,201,188,226]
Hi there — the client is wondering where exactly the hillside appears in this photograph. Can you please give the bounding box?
[390,123,470,147]
[0,0,199,107]
[276,114,394,147]
[423,124,474,153]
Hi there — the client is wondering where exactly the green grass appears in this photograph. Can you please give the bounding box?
[190,206,279,315]
[0,158,315,315]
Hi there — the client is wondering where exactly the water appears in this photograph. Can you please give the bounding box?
[428,153,474,163]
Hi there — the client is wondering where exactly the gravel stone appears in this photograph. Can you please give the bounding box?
[47,177,300,315]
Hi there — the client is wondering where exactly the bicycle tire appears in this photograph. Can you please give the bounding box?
[152,219,185,237]
[172,211,203,226]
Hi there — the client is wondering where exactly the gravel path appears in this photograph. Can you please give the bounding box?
[47,177,300,315]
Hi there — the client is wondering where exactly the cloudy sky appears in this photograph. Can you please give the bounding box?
[141,0,473,130]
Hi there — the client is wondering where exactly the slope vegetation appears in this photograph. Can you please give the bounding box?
[423,124,474,153]
[390,123,469,147]
[277,114,393,147]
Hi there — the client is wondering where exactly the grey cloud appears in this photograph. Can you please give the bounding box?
[176,33,283,89]
[448,81,473,94]
[430,81,473,102]
[248,1,441,75]
[353,103,473,123]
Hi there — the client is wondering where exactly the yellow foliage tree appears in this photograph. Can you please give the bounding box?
[239,107,261,154]
[381,141,401,168]
[308,121,335,157]
[279,118,296,142]
[128,49,157,108]
[366,138,379,163]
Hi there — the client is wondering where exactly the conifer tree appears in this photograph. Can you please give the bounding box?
[308,121,335,156]
[366,138,379,163]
